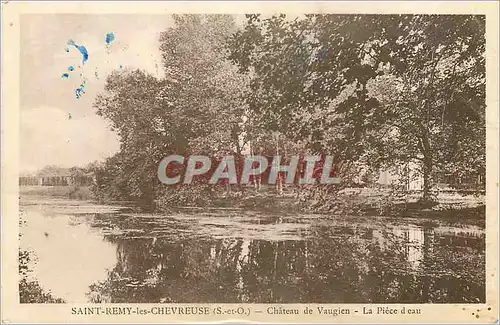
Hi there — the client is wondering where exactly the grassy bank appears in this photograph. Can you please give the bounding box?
[311,188,486,226]
[154,186,485,226]
[20,186,94,200]
[21,185,484,226]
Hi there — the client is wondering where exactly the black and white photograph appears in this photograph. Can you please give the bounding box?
[3,3,498,321]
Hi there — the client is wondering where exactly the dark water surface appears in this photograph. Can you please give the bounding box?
[20,197,485,304]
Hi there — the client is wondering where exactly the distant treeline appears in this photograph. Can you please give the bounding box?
[19,165,95,187]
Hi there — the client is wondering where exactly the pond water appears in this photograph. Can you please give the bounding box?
[19,196,485,304]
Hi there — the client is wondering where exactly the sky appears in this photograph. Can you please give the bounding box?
[20,14,173,173]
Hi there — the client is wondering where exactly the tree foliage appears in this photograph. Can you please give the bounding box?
[93,15,250,208]
[229,14,486,200]
[93,14,485,209]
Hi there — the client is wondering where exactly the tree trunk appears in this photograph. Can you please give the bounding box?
[422,157,433,203]
[418,132,434,204]
[274,133,282,195]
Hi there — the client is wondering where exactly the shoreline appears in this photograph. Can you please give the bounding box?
[19,187,485,228]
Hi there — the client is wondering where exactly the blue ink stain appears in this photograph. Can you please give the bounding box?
[75,85,85,99]
[61,73,69,79]
[67,39,89,65]
[105,32,115,45]
[68,66,74,71]
[75,78,87,99]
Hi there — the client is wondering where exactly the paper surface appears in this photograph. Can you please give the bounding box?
[1,1,498,323]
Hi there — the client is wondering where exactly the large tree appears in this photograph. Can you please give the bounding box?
[229,14,485,201]
[93,15,250,207]
[159,14,250,157]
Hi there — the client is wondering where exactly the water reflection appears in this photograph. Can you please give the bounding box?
[20,199,485,304]
[88,221,484,303]
[21,208,117,302]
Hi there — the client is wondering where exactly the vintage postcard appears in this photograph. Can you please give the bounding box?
[1,1,499,323]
